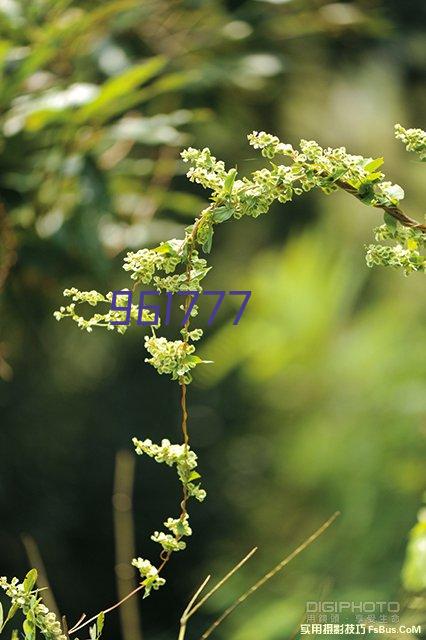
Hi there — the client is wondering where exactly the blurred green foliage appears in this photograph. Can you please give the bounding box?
[197,224,426,638]
[403,500,426,593]
[0,1,425,639]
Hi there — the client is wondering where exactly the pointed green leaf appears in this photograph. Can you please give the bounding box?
[212,206,234,224]
[384,212,397,229]
[96,611,105,637]
[367,172,383,182]
[23,569,38,594]
[184,355,213,365]
[364,157,384,173]
[223,168,237,194]
[76,57,167,123]
[154,239,184,256]
[23,619,35,640]
[184,355,203,365]
[5,604,19,626]
[202,228,213,254]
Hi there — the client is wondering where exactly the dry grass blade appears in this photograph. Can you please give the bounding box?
[178,547,257,640]
[200,512,340,640]
[179,576,211,640]
[187,547,258,619]
[182,575,212,620]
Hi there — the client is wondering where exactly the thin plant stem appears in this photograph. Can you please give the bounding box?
[178,575,211,640]
[68,585,144,635]
[335,179,426,232]
[187,547,258,619]
[178,547,258,640]
[200,512,340,640]
[183,576,212,620]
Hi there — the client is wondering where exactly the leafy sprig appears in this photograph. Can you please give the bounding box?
[49,123,426,638]
[0,571,66,640]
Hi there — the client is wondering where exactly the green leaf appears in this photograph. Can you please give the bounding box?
[142,576,155,599]
[5,604,18,627]
[212,206,234,224]
[76,56,167,123]
[202,227,213,254]
[89,624,97,640]
[223,168,237,194]
[364,157,384,173]
[23,569,38,594]
[190,264,211,278]
[184,355,203,365]
[384,212,397,229]
[154,244,171,254]
[331,167,349,181]
[358,182,375,204]
[96,611,105,638]
[144,71,194,96]
[96,612,105,637]
[367,172,383,182]
[154,239,183,256]
[188,471,201,482]
[176,520,189,536]
[184,355,213,366]
[22,619,35,640]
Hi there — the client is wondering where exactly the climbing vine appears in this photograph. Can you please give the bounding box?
[1,124,425,640]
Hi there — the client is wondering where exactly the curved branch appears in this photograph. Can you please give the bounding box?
[335,179,426,232]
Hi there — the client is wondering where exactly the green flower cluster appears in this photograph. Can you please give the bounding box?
[53,288,155,333]
[182,145,279,218]
[165,514,192,537]
[123,239,210,289]
[123,240,184,284]
[183,128,406,222]
[54,239,211,380]
[395,124,426,161]
[55,124,425,387]
[130,559,166,598]
[49,123,425,618]
[366,220,425,275]
[0,571,66,640]
[132,437,206,502]
[151,531,186,552]
[181,125,425,271]
[153,252,210,293]
[144,333,206,384]
[131,438,205,595]
[150,514,193,553]
[181,147,228,191]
